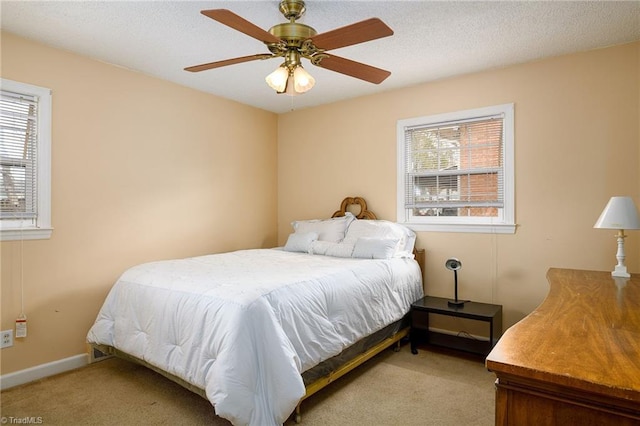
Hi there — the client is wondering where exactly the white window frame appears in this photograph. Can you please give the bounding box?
[396,103,515,234]
[1,79,52,241]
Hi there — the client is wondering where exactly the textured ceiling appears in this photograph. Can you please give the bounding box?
[2,1,639,114]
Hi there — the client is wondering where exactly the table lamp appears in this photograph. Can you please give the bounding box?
[445,258,464,307]
[594,196,640,278]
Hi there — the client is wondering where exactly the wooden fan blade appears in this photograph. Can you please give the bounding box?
[310,18,393,51]
[201,9,280,44]
[315,55,391,84]
[185,54,273,72]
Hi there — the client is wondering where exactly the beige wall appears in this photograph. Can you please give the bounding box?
[278,42,640,330]
[0,32,278,374]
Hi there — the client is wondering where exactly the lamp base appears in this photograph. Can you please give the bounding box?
[612,265,630,278]
[448,300,465,307]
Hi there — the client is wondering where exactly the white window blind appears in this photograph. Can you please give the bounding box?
[0,90,38,222]
[403,115,504,216]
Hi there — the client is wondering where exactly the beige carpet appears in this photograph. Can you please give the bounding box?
[1,344,495,425]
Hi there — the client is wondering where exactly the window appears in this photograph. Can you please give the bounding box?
[0,79,52,241]
[397,103,515,233]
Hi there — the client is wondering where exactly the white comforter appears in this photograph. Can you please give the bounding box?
[87,249,423,425]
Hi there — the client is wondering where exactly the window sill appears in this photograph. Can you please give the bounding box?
[1,227,53,241]
[401,222,516,234]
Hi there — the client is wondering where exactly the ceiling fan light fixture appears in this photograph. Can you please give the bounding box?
[265,66,289,92]
[266,63,315,95]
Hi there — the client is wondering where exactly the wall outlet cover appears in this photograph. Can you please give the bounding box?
[1,329,14,348]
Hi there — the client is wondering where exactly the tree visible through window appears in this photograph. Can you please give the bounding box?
[397,104,515,233]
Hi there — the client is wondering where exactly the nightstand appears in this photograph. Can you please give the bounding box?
[410,296,502,356]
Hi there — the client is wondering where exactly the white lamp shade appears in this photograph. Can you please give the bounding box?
[265,66,289,93]
[293,66,315,93]
[594,196,640,230]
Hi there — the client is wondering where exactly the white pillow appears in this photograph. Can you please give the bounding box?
[343,219,416,257]
[309,241,354,258]
[292,212,355,243]
[283,232,318,253]
[352,238,399,259]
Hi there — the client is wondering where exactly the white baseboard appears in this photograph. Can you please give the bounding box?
[0,353,88,391]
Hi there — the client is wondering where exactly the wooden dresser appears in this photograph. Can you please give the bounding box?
[486,268,640,425]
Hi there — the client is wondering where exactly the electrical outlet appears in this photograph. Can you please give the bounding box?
[1,329,14,348]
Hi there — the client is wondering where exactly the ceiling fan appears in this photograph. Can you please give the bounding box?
[184,0,394,95]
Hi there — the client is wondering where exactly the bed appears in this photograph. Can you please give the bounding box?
[87,197,424,425]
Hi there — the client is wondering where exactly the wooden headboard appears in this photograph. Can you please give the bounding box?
[331,196,425,275]
[331,196,377,220]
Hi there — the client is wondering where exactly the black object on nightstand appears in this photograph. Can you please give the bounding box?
[410,296,502,356]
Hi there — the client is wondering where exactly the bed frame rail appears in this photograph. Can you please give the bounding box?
[293,327,409,423]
